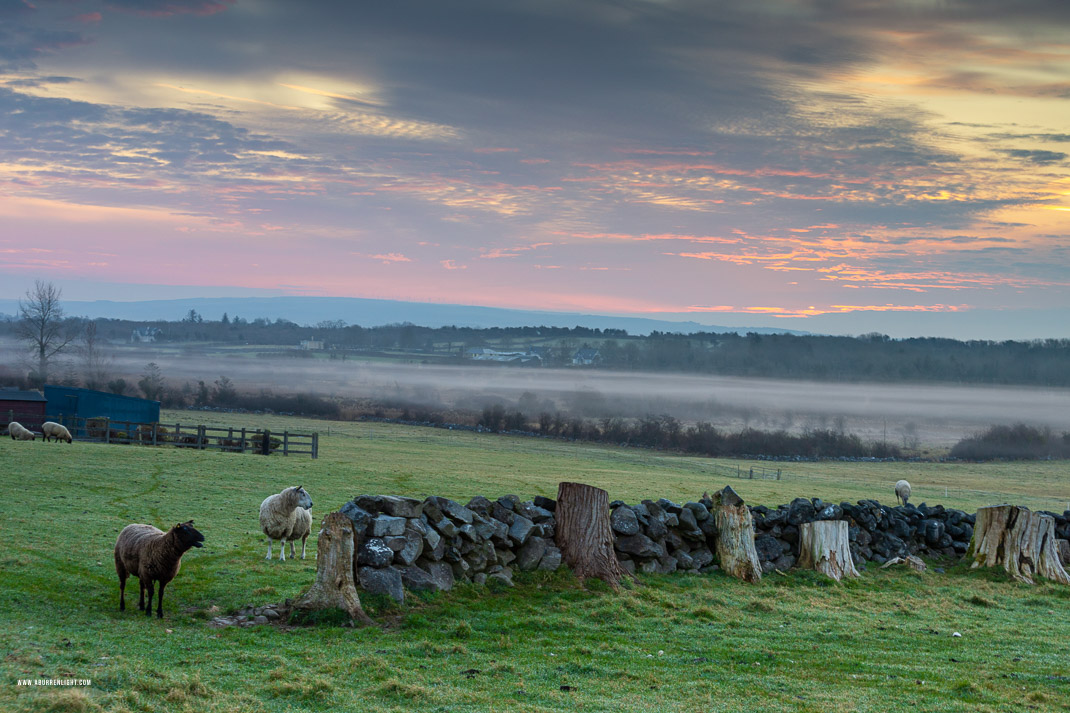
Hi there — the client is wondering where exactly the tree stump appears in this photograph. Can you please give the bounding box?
[966,505,1070,585]
[292,512,373,624]
[711,486,762,583]
[798,520,860,581]
[555,482,632,589]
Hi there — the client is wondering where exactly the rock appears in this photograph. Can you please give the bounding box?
[754,535,784,563]
[422,497,444,523]
[611,506,640,536]
[262,608,281,620]
[377,495,424,518]
[516,536,549,571]
[398,565,440,591]
[253,615,269,625]
[509,515,536,545]
[466,496,493,514]
[394,530,425,566]
[487,567,514,587]
[1058,539,1070,566]
[539,546,562,571]
[358,538,395,567]
[383,535,408,552]
[676,507,699,532]
[340,501,374,534]
[458,523,478,542]
[490,502,515,525]
[615,534,664,560]
[358,565,404,603]
[370,515,406,537]
[818,504,843,520]
[497,495,519,511]
[772,554,796,572]
[657,498,683,514]
[683,502,710,522]
[690,548,714,569]
[786,498,815,526]
[496,548,517,566]
[422,525,442,552]
[432,518,458,538]
[516,501,554,523]
[423,561,456,591]
[435,497,475,524]
[533,495,556,512]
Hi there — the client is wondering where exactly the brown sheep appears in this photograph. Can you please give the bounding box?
[114,520,204,618]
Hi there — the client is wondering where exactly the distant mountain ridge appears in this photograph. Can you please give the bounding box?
[0,296,807,336]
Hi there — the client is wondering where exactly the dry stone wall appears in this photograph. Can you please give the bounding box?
[339,493,1070,603]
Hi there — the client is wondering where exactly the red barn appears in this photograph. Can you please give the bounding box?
[0,388,47,432]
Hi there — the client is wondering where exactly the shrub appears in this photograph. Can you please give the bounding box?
[949,423,1070,460]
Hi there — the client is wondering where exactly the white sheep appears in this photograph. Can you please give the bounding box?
[895,479,912,507]
[41,421,73,443]
[8,421,35,441]
[287,507,313,560]
[259,486,313,561]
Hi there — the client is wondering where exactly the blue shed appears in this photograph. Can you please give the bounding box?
[43,385,161,435]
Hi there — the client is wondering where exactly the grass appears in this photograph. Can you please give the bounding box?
[1,410,1069,712]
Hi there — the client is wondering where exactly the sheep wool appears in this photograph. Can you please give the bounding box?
[288,506,313,560]
[114,520,204,619]
[259,486,314,561]
[895,479,912,507]
[8,421,35,441]
[41,421,73,443]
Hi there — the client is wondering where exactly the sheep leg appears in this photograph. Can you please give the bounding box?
[138,580,146,611]
[279,539,287,561]
[301,536,307,560]
[144,581,155,617]
[118,571,127,611]
[155,582,166,619]
[289,540,296,559]
[266,539,273,559]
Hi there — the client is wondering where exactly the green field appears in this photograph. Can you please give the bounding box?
[2,410,1069,712]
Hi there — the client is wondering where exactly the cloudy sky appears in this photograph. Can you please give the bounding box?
[1,0,1068,338]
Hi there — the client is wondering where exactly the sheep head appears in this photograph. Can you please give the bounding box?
[173,520,205,549]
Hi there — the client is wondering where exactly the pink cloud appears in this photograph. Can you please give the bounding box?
[73,12,103,24]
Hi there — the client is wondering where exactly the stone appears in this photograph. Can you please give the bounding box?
[487,567,514,587]
[533,495,556,511]
[615,534,664,560]
[377,495,424,518]
[786,498,816,526]
[497,494,520,511]
[383,535,408,552]
[422,497,444,523]
[683,502,710,522]
[490,502,515,525]
[657,498,683,514]
[253,615,269,625]
[422,525,442,552]
[516,536,549,571]
[611,506,640,536]
[690,548,714,569]
[357,538,395,567]
[539,546,562,571]
[262,608,281,620]
[772,554,796,572]
[432,518,458,538]
[754,535,784,563]
[340,501,374,535]
[496,548,517,566]
[395,530,425,566]
[435,497,475,524]
[466,495,493,514]
[398,565,438,591]
[358,565,404,603]
[509,515,536,545]
[676,507,699,532]
[370,515,406,537]
[458,523,478,542]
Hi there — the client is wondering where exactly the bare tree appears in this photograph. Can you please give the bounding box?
[80,321,114,391]
[16,280,74,386]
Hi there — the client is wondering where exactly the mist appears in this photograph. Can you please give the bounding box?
[44,341,1070,449]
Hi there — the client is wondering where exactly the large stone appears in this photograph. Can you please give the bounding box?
[376,495,424,518]
[487,566,514,587]
[466,496,493,514]
[458,523,478,542]
[516,501,554,523]
[394,529,425,566]
[509,515,536,545]
[490,502,515,525]
[684,502,710,522]
[533,495,556,512]
[398,565,438,591]
[786,498,816,526]
[690,548,714,569]
[539,546,562,571]
[370,515,406,537]
[432,518,458,538]
[611,506,640,536]
[615,533,664,560]
[383,535,408,552]
[754,535,784,563]
[516,536,549,571]
[358,538,395,567]
[435,497,475,524]
[358,565,404,603]
[340,501,373,535]
[423,561,456,591]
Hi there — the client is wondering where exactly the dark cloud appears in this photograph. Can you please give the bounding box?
[1002,149,1067,165]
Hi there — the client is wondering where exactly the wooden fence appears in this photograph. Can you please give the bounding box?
[3,410,318,458]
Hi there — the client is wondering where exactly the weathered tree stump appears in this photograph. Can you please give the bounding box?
[798,520,860,581]
[292,512,373,624]
[555,482,632,589]
[966,505,1070,585]
[711,486,762,583]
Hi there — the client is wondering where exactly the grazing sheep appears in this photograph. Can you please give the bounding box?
[288,506,313,560]
[41,421,73,443]
[259,486,314,561]
[895,479,912,507]
[114,520,204,618]
[8,421,35,441]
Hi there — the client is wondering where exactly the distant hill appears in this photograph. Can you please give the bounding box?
[0,296,806,336]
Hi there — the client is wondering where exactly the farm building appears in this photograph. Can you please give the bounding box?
[0,388,47,431]
[43,385,160,435]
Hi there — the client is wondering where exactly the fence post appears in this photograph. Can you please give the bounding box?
[261,429,271,456]
[104,418,110,444]
[777,469,781,481]
[152,422,158,447]
[283,431,289,456]
[749,467,753,479]
[198,425,206,450]
[241,427,247,454]
[175,423,181,447]
[312,432,318,460]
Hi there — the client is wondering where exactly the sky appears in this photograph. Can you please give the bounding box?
[1,0,1068,339]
